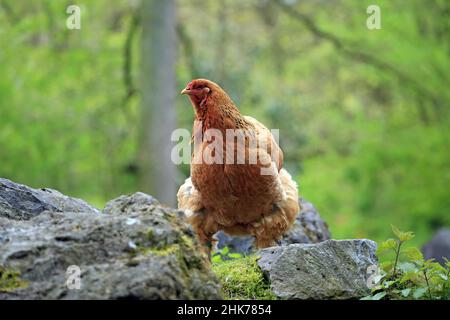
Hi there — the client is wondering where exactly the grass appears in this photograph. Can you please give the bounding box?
[211,255,276,300]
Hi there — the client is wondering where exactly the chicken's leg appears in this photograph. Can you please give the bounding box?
[186,210,219,259]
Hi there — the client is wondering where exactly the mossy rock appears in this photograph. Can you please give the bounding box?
[0,189,222,299]
[0,266,28,292]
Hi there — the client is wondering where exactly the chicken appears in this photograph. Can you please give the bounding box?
[177,79,300,256]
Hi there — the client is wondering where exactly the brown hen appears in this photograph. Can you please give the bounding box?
[177,79,300,256]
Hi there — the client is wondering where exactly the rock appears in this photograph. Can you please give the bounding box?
[257,239,378,300]
[214,198,330,257]
[0,177,100,220]
[280,198,331,245]
[0,181,222,299]
[422,228,450,265]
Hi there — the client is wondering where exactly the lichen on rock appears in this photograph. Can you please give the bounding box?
[0,266,28,292]
[257,239,378,300]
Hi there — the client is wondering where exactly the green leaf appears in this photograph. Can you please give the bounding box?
[377,239,397,255]
[371,291,387,300]
[391,225,414,242]
[400,232,415,242]
[443,257,449,268]
[380,261,393,272]
[401,288,412,297]
[391,225,402,238]
[211,254,222,263]
[413,287,427,299]
[397,262,417,273]
[383,280,396,289]
[373,273,385,285]
[400,270,422,284]
[402,247,424,262]
[438,273,448,281]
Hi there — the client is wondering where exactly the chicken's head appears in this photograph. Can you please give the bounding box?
[181,79,237,117]
[180,79,213,108]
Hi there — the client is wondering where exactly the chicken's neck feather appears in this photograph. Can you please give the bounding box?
[195,97,250,132]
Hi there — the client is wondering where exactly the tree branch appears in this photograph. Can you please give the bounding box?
[122,11,140,105]
[274,0,441,120]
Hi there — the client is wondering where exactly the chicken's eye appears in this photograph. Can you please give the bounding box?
[191,84,210,93]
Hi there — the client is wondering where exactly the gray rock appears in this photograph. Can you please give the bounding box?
[103,192,161,216]
[0,178,100,220]
[257,239,378,300]
[0,183,222,299]
[214,198,330,257]
[422,228,450,265]
[280,198,331,245]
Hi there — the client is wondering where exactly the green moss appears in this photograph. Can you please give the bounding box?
[135,229,206,267]
[212,255,276,300]
[127,232,214,299]
[146,229,154,241]
[146,244,180,257]
[126,243,181,266]
[0,266,28,292]
[179,234,195,249]
[136,241,202,267]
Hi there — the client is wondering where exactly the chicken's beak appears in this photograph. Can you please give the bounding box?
[181,88,190,95]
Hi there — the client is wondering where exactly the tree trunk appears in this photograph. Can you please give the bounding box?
[139,0,177,206]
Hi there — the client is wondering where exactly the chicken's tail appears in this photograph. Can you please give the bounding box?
[248,168,300,248]
[177,178,218,256]
[177,177,204,213]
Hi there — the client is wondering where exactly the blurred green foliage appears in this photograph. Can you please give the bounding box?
[0,0,449,246]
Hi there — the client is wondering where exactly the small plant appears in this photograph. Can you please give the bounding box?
[362,226,450,300]
[211,246,243,263]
